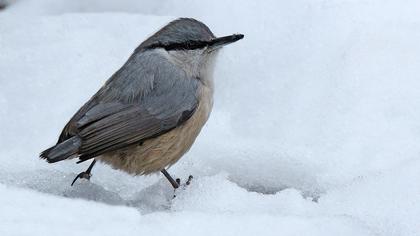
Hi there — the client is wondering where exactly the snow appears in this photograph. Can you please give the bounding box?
[1,0,420,235]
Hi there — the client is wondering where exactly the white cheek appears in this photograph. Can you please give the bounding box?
[199,54,218,88]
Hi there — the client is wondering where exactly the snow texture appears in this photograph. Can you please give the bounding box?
[1,0,419,235]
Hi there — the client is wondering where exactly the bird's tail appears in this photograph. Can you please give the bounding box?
[40,136,81,163]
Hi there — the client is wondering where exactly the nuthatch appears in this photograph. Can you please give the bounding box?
[40,18,244,189]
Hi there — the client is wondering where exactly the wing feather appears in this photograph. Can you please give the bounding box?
[56,50,199,162]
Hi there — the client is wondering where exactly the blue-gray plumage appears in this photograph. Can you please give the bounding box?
[40,18,243,188]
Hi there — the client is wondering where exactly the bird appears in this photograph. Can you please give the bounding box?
[40,18,244,189]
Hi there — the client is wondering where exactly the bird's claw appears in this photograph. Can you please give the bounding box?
[172,175,193,198]
[185,175,193,186]
[175,175,193,189]
[71,172,92,186]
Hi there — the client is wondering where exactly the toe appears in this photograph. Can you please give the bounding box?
[186,175,193,185]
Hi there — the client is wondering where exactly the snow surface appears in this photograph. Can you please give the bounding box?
[1,0,420,235]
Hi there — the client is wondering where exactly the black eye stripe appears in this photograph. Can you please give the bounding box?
[146,40,212,51]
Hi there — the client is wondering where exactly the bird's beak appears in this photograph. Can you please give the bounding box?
[208,34,244,51]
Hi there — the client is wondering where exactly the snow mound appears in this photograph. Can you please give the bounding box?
[1,0,420,235]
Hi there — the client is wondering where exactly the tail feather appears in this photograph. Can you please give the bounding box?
[40,136,81,163]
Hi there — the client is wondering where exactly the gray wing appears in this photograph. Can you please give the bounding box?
[58,50,199,162]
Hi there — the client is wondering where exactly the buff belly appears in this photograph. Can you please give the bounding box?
[97,85,213,175]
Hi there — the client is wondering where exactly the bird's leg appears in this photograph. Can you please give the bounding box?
[71,160,96,186]
[161,169,179,189]
[161,169,194,189]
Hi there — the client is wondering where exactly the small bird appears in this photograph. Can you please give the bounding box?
[40,18,244,189]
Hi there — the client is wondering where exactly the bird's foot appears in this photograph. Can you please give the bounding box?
[71,171,92,186]
[175,175,194,189]
[71,160,96,186]
[173,175,193,198]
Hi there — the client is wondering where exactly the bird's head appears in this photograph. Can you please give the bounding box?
[138,18,244,79]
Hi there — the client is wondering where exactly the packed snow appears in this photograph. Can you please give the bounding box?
[1,0,419,235]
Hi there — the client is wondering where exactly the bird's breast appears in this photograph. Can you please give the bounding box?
[98,83,213,175]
